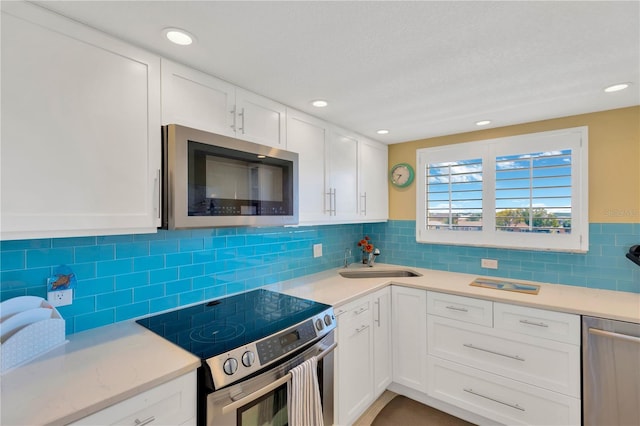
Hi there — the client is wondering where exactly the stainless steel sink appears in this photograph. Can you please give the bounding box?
[339,269,422,279]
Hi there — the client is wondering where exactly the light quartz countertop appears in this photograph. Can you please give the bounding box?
[0,321,200,426]
[2,263,638,426]
[268,263,640,324]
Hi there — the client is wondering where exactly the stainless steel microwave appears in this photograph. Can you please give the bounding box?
[161,125,298,229]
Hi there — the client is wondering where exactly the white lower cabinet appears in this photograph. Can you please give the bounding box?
[428,315,580,396]
[69,371,197,426]
[335,297,374,426]
[426,291,581,426]
[391,286,428,393]
[427,357,581,426]
[372,287,392,397]
[334,287,391,426]
[333,286,582,426]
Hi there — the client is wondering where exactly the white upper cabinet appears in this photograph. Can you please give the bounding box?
[160,59,235,138]
[1,2,161,240]
[161,59,286,149]
[234,88,286,148]
[327,127,359,221]
[358,139,389,221]
[286,108,389,225]
[286,110,329,223]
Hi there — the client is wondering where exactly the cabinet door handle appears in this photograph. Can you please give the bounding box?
[230,106,236,130]
[238,107,245,134]
[519,319,549,328]
[332,188,337,215]
[374,299,380,326]
[446,305,469,313]
[325,188,336,215]
[360,192,367,215]
[463,388,525,411]
[155,169,161,220]
[134,416,156,426]
[463,343,525,361]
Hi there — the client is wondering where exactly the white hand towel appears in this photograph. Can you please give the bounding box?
[287,356,324,426]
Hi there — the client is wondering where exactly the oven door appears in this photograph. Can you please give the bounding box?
[205,331,335,426]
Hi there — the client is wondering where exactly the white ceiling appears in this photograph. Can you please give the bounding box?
[34,0,640,144]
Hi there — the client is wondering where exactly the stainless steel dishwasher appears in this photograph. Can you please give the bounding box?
[583,316,640,426]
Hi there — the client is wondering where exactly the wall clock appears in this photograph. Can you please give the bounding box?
[389,163,415,188]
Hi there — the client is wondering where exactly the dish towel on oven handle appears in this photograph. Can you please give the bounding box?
[287,355,323,426]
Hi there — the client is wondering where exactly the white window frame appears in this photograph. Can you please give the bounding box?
[416,126,588,252]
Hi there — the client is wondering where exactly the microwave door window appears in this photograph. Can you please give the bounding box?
[206,158,251,200]
[254,165,284,203]
[187,140,293,217]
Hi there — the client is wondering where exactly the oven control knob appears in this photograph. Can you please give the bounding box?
[223,358,238,375]
[324,314,332,326]
[242,351,255,367]
[315,318,324,331]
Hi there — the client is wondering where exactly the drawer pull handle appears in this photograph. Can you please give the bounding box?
[446,305,469,312]
[134,416,156,426]
[463,343,525,361]
[463,388,525,411]
[354,306,367,315]
[519,319,549,328]
[355,325,369,333]
[335,309,347,317]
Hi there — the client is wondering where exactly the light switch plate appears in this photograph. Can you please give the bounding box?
[313,244,322,258]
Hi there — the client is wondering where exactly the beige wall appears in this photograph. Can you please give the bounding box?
[388,106,640,223]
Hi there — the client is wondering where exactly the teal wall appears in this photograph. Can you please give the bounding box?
[1,221,638,335]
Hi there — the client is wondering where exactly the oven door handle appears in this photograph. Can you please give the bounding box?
[221,342,337,415]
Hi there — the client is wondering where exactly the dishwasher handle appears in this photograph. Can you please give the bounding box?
[588,327,640,344]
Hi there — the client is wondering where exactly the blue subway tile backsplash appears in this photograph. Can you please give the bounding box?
[364,220,640,294]
[1,221,638,335]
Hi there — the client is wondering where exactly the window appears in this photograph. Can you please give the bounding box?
[427,158,483,231]
[417,127,588,252]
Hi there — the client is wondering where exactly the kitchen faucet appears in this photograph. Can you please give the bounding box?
[367,248,380,267]
[344,248,351,268]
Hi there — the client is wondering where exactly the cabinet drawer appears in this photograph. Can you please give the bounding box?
[70,371,196,426]
[427,357,580,426]
[335,298,371,322]
[427,315,580,397]
[427,291,493,327]
[494,303,580,345]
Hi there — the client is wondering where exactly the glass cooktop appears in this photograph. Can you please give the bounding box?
[136,289,331,360]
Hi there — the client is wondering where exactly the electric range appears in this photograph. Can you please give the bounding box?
[136,288,335,390]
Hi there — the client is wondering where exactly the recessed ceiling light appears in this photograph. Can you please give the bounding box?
[311,100,328,108]
[475,120,492,126]
[257,155,266,159]
[164,28,194,46]
[376,129,390,135]
[604,83,630,93]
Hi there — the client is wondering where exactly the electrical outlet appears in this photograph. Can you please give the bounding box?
[47,289,73,307]
[313,244,323,258]
[481,258,498,269]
